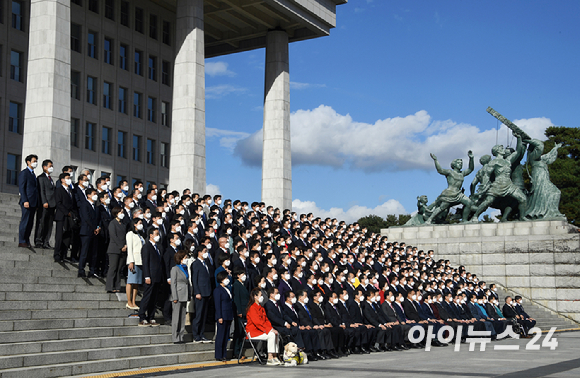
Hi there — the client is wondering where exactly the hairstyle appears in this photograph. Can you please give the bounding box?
[111,207,122,218]
[174,250,188,264]
[216,271,229,284]
[25,154,38,163]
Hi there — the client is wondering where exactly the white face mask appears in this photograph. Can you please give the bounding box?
[128,202,135,209]
[412,295,417,301]
[47,166,54,174]
[223,278,230,286]
[274,293,281,301]
[273,274,279,281]
[260,282,266,289]
[227,229,232,235]
[104,198,111,205]
[137,194,142,200]
[290,297,296,304]
[90,194,98,201]
[258,296,264,303]
[175,239,181,246]
[122,185,129,191]
[224,260,230,267]
[64,178,72,186]
[240,274,247,282]
[389,296,395,302]
[136,224,143,231]
[138,187,144,192]
[153,235,160,243]
[118,213,125,220]
[156,218,163,225]
[202,252,208,259]
[209,232,215,238]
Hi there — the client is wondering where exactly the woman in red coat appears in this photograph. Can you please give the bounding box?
[245,288,282,366]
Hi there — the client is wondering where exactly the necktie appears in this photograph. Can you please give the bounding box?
[48,175,53,185]
[304,305,312,319]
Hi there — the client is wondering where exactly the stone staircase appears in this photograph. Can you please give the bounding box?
[495,286,579,332]
[0,193,218,378]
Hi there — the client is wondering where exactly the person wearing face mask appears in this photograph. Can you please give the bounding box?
[263,287,307,354]
[170,250,192,344]
[190,245,213,343]
[294,290,338,359]
[277,267,293,304]
[105,207,128,293]
[94,192,113,278]
[77,188,102,278]
[138,228,164,327]
[348,288,379,353]
[214,255,233,291]
[231,267,250,358]
[33,159,56,249]
[18,154,39,248]
[380,290,411,350]
[360,289,390,352]
[144,188,158,212]
[245,288,282,366]
[281,291,324,361]
[126,219,145,310]
[213,271,234,361]
[53,173,78,262]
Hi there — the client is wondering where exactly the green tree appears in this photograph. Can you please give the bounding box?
[357,215,389,234]
[543,126,580,225]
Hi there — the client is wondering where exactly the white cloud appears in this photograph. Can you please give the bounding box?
[292,198,407,224]
[206,84,246,99]
[290,82,326,90]
[206,128,250,150]
[234,105,552,172]
[205,183,221,196]
[205,61,235,77]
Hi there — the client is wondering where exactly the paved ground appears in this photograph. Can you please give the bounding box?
[82,331,580,378]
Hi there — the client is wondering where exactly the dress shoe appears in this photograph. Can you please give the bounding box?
[54,258,63,263]
[316,352,326,360]
[35,243,43,249]
[398,344,409,350]
[77,272,86,278]
[43,244,52,249]
[392,345,402,351]
[328,351,339,359]
[18,243,30,248]
[369,346,380,353]
[307,353,318,361]
[88,273,99,278]
[361,347,371,354]
[352,347,362,354]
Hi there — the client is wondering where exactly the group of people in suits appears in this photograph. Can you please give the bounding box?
[16,158,538,364]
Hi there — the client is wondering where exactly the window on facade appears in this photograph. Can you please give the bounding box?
[87,76,97,105]
[116,175,126,186]
[132,135,141,161]
[161,101,170,126]
[148,55,156,81]
[11,1,23,31]
[6,154,19,185]
[71,118,80,147]
[104,38,113,64]
[161,60,170,86]
[102,126,112,154]
[134,50,142,75]
[105,0,114,20]
[117,131,126,158]
[146,139,155,165]
[71,24,82,53]
[88,0,99,13]
[71,0,82,5]
[9,102,21,133]
[88,31,98,59]
[119,44,127,70]
[71,71,80,100]
[85,122,96,151]
[135,7,143,33]
[162,21,171,45]
[103,82,112,109]
[160,142,169,168]
[147,97,156,123]
[149,14,157,39]
[120,1,129,27]
[10,50,21,82]
[118,87,127,114]
[133,92,141,118]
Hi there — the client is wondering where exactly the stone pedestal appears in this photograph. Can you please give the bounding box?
[261,30,292,211]
[382,221,580,322]
[21,0,71,171]
[168,0,206,194]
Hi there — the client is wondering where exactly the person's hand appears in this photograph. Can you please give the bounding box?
[430,153,437,161]
[43,203,49,209]
[196,294,202,300]
[286,324,291,329]
[292,322,297,327]
[128,263,135,272]
[238,314,243,318]
[94,228,100,235]
[145,278,151,284]
[122,245,127,252]
[173,300,178,303]
[468,150,474,159]
[273,329,279,335]
[24,202,29,209]
[219,318,223,324]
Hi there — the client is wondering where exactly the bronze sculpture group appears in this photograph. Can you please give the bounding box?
[406,108,565,225]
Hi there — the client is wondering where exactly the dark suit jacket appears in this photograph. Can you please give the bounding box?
[141,241,164,283]
[191,259,212,297]
[310,302,328,326]
[281,303,301,325]
[214,285,234,321]
[295,302,315,327]
[264,300,292,327]
[348,301,366,324]
[337,300,354,326]
[99,205,113,242]
[232,280,249,318]
[502,303,518,319]
[107,219,127,254]
[79,200,101,236]
[393,302,408,322]
[54,185,76,222]
[37,173,56,208]
[278,280,292,304]
[324,302,343,326]
[403,299,422,322]
[515,304,531,318]
[163,245,178,280]
[18,168,38,207]
[381,301,402,323]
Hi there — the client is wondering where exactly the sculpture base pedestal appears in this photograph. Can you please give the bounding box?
[381,220,580,323]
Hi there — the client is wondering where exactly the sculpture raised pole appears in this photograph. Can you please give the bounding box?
[404,107,567,225]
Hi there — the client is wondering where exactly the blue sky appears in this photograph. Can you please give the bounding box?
[202,0,580,222]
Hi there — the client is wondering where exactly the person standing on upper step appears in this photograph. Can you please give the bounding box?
[139,227,164,327]
[77,188,101,278]
[34,159,56,249]
[18,154,39,248]
[53,172,76,263]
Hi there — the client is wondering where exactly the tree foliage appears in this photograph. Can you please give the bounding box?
[357,214,411,233]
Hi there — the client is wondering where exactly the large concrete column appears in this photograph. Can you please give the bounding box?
[21,0,71,171]
[169,0,206,193]
[261,30,292,210]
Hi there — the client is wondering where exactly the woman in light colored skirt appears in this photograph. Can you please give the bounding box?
[125,218,145,310]
[170,250,192,343]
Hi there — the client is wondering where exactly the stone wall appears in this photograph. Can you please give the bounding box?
[381,221,580,323]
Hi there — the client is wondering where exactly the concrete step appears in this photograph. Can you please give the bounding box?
[0,316,139,332]
[0,308,133,321]
[0,350,218,378]
[1,283,111,294]
[0,300,128,311]
[0,267,92,278]
[4,291,118,301]
[0,274,109,286]
[0,333,194,356]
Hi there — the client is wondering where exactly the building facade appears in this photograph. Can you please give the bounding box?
[0,0,345,209]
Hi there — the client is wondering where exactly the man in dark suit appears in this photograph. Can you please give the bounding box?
[514,296,537,331]
[96,192,113,277]
[139,228,164,326]
[18,154,39,248]
[349,289,379,352]
[360,290,388,351]
[53,173,76,262]
[77,188,101,278]
[321,291,348,355]
[263,287,306,352]
[295,290,336,358]
[281,291,323,360]
[336,289,370,354]
[34,159,56,249]
[380,290,411,348]
[190,245,213,342]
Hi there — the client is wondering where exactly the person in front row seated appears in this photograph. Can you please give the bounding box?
[294,290,337,358]
[466,294,497,339]
[360,289,390,351]
[348,288,380,353]
[214,271,234,362]
[380,290,411,350]
[281,291,325,361]
[190,245,213,343]
[170,250,191,344]
[245,288,283,366]
[312,291,347,357]
[513,296,536,333]
[335,288,369,354]
[503,296,533,337]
